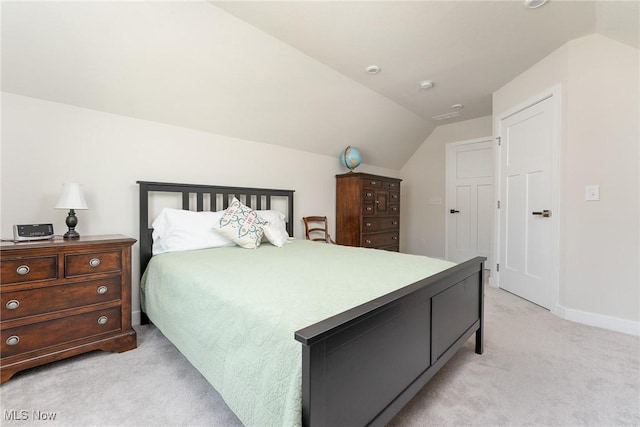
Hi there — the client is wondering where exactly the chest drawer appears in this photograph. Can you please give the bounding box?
[1,256,58,286]
[362,231,399,248]
[362,178,383,189]
[1,276,121,321]
[1,306,121,358]
[363,190,400,204]
[384,181,400,191]
[363,217,400,233]
[362,203,375,216]
[363,190,376,201]
[65,250,121,277]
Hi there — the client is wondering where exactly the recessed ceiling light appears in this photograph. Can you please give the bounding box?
[366,65,381,75]
[524,0,548,9]
[419,80,434,90]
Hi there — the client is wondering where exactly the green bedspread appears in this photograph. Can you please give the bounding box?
[140,239,454,427]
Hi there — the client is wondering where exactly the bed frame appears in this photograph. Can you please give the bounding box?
[138,180,485,427]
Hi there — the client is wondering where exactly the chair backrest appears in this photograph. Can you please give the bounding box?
[303,216,334,243]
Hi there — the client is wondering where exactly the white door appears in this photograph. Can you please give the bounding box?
[498,93,558,309]
[446,138,494,264]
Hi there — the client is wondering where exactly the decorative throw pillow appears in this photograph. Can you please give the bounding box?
[213,197,266,249]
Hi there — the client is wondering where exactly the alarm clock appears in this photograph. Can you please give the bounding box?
[13,224,55,241]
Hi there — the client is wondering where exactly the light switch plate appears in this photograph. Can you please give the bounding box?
[585,185,600,201]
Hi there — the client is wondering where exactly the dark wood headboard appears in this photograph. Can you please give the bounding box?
[137,181,295,276]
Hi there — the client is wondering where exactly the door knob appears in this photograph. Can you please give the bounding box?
[450,209,460,214]
[532,210,552,218]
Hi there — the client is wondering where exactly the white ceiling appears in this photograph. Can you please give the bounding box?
[214,0,639,123]
[2,1,638,170]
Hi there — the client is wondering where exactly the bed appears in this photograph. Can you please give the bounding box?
[138,181,485,427]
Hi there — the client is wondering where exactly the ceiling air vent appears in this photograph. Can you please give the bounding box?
[432,111,461,121]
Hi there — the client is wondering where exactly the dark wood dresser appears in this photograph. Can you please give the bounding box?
[336,173,402,251]
[0,235,137,383]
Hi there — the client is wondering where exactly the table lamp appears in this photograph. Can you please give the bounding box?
[54,183,88,239]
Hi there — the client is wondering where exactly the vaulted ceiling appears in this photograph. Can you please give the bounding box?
[2,1,638,169]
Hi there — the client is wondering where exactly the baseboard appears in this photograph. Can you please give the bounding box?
[555,304,640,336]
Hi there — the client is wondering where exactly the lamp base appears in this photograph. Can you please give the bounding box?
[63,209,81,239]
[63,230,80,239]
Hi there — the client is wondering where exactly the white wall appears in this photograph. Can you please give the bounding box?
[0,93,398,322]
[493,34,639,331]
[400,116,493,258]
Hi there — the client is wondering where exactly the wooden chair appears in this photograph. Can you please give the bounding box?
[303,216,335,244]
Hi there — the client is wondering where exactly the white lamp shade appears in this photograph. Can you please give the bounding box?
[54,183,88,210]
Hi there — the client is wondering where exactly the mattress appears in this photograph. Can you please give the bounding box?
[140,239,454,426]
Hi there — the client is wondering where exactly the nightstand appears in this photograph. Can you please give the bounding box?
[0,235,137,383]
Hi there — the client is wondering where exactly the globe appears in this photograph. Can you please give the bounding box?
[340,146,362,171]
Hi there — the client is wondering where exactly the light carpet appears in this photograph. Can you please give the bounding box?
[1,287,638,426]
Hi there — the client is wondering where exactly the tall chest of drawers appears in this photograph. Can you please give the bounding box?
[336,173,402,251]
[0,235,137,383]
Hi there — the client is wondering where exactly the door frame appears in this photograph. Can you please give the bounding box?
[494,84,562,312]
[445,136,494,269]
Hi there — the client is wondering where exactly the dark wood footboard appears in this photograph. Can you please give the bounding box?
[295,256,485,426]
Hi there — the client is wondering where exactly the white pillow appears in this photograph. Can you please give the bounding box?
[212,198,267,249]
[152,208,234,254]
[257,210,290,246]
[257,210,286,229]
[262,223,291,247]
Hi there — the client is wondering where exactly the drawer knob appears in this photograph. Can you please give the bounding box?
[97,285,108,295]
[392,221,398,225]
[16,265,30,276]
[365,239,372,244]
[6,300,20,310]
[392,236,398,240]
[89,258,101,268]
[6,336,19,346]
[371,181,376,185]
[366,207,372,212]
[365,223,372,227]
[366,192,373,197]
[97,316,109,325]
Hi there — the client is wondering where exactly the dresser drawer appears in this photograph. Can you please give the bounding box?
[363,217,400,233]
[363,203,375,216]
[362,231,399,248]
[389,191,400,203]
[389,204,400,215]
[383,181,400,191]
[1,307,121,358]
[1,277,121,321]
[1,256,58,285]
[65,250,121,277]
[362,178,383,189]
